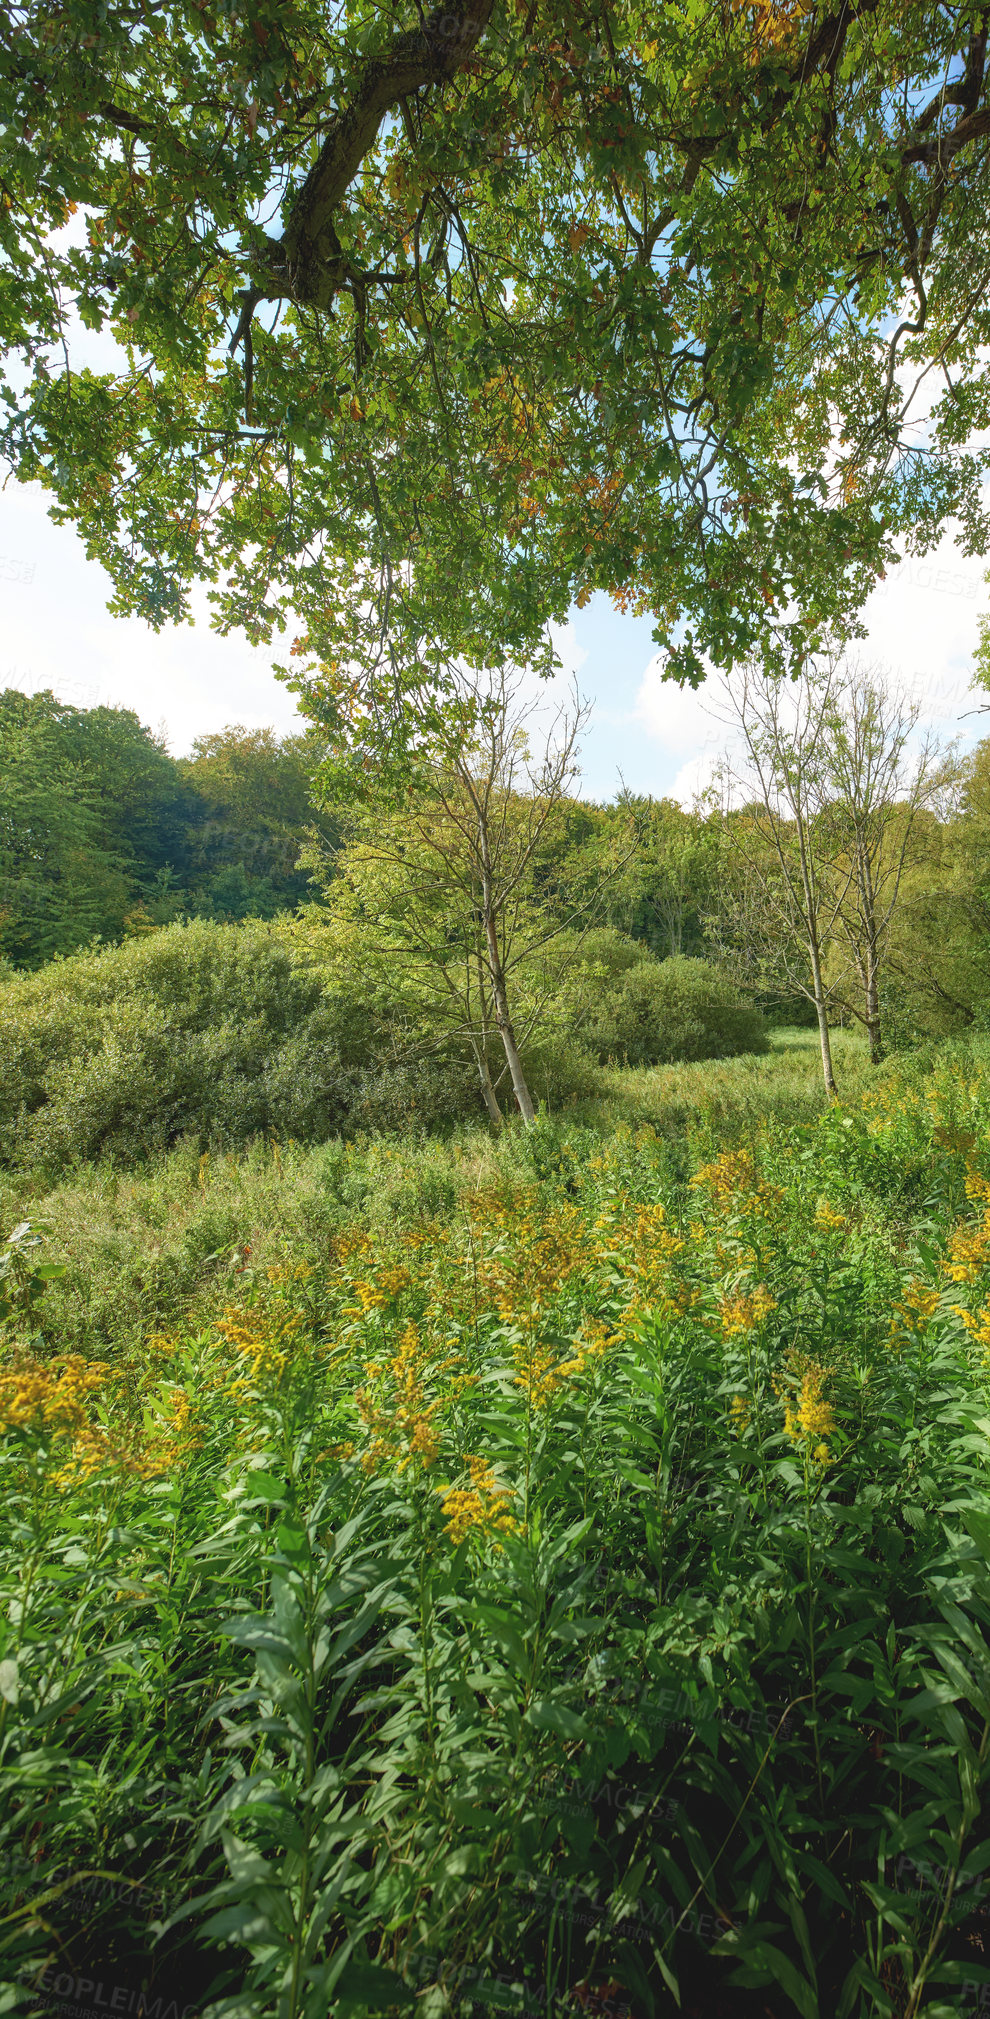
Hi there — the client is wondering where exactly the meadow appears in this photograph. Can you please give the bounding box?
[4,1030,990,2019]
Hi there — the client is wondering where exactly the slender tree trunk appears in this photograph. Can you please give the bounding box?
[476,809,538,1123]
[472,1041,504,1127]
[865,953,883,1064]
[471,949,503,1125]
[794,801,838,1099]
[484,914,536,1121]
[857,844,884,1064]
[806,931,838,1097]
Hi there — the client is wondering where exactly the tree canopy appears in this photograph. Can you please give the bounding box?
[4,0,990,743]
[0,692,324,962]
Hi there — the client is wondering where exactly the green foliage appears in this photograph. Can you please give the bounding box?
[0,1029,869,1364]
[0,1221,64,1332]
[583,955,769,1066]
[5,1041,990,2012]
[880,750,990,1045]
[0,913,604,1171]
[3,0,986,719]
[0,918,419,1167]
[603,795,721,961]
[0,688,154,964]
[0,696,329,968]
[178,725,334,924]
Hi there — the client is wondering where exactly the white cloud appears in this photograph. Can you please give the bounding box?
[548,617,589,680]
[857,533,985,728]
[668,750,722,808]
[629,523,989,806]
[632,656,730,804]
[0,480,303,752]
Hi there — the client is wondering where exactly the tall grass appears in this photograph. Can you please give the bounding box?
[0,1031,874,1364]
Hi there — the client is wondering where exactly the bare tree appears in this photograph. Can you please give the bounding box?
[314,666,599,1125]
[707,660,852,1098]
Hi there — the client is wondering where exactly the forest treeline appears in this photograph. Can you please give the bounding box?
[0,688,330,962]
[0,684,714,973]
[5,676,990,1072]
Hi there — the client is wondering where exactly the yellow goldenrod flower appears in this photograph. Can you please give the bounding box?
[954,1301,990,1355]
[718,1285,776,1339]
[781,1361,835,1464]
[0,1354,109,1436]
[355,1321,448,1472]
[814,1200,848,1233]
[893,1280,941,1332]
[944,1215,990,1284]
[692,1150,783,1219]
[513,1342,565,1409]
[438,1455,522,1545]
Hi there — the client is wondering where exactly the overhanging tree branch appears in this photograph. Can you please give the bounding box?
[230,0,496,344]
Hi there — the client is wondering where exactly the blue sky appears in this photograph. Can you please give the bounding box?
[0,470,987,804]
[3,208,987,805]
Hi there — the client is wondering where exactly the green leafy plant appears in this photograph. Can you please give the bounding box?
[0,1221,64,1330]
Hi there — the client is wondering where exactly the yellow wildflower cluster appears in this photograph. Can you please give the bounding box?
[0,1353,109,1436]
[464,1190,588,1321]
[344,1265,412,1316]
[558,1317,612,1380]
[356,1321,444,1472]
[0,1351,151,1491]
[943,1214,990,1284]
[718,1285,776,1339]
[615,1281,700,1341]
[814,1200,848,1234]
[511,1313,613,1406]
[139,1385,204,1479]
[215,1306,302,1397]
[628,1203,686,1289]
[954,1301,990,1360]
[692,1150,782,1220]
[400,1221,444,1255]
[267,1261,315,1287]
[592,1198,698,1331]
[780,1360,835,1466]
[146,1332,179,1358]
[513,1340,568,1410]
[50,1430,120,1492]
[729,1394,751,1432]
[893,1280,941,1332]
[333,1229,373,1266]
[438,1455,522,1546]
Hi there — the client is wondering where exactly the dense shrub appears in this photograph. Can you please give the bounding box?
[0,918,484,1168]
[0,916,601,1169]
[582,953,769,1064]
